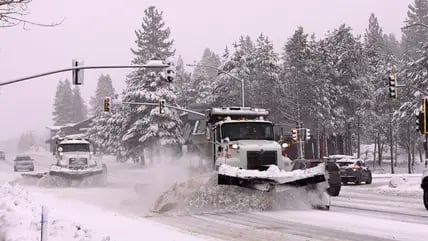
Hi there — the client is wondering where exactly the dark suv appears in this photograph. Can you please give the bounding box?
[337,159,372,185]
[292,159,341,196]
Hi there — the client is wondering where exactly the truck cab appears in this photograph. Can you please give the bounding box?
[56,138,97,169]
[205,107,290,171]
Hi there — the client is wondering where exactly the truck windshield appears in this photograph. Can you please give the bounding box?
[221,122,274,141]
[60,144,90,152]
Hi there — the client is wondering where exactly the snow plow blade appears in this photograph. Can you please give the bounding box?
[218,163,326,191]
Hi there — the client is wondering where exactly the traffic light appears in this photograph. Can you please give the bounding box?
[416,111,424,134]
[72,59,84,85]
[164,57,176,82]
[305,128,311,141]
[159,99,166,114]
[103,97,111,112]
[388,73,397,98]
[291,128,298,141]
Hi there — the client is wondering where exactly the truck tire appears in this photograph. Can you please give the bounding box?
[327,184,341,197]
[424,188,428,210]
[366,172,372,184]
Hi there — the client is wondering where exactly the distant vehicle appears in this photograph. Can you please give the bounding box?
[0,151,5,160]
[292,159,341,196]
[14,155,34,172]
[323,155,355,162]
[336,158,372,185]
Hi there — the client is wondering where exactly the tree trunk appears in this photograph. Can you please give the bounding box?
[357,117,360,158]
[389,120,394,174]
[419,146,424,164]
[407,143,411,174]
[411,140,415,174]
[373,136,377,168]
[377,132,382,166]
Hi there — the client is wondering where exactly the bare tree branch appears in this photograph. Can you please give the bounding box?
[0,0,63,28]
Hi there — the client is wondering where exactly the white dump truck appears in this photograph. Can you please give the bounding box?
[27,135,108,186]
[186,107,327,193]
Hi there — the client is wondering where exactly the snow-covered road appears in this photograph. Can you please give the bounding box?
[1,152,428,241]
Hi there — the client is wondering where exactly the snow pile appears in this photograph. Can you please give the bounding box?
[219,163,325,184]
[152,173,328,215]
[388,176,408,188]
[0,182,110,241]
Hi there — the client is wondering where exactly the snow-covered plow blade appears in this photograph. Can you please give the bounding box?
[218,163,326,192]
[42,164,107,186]
[19,164,107,187]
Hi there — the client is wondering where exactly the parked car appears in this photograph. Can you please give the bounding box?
[14,155,34,172]
[0,151,5,160]
[336,158,372,185]
[291,159,342,196]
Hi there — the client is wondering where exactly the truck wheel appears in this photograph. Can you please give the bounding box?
[424,189,428,210]
[366,172,372,184]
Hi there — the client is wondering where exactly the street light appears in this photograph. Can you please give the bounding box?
[186,63,245,107]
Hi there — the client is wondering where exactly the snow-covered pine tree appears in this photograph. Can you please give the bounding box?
[71,86,88,123]
[402,0,428,60]
[280,26,312,125]
[89,74,115,116]
[52,79,74,126]
[214,35,255,107]
[119,6,183,163]
[190,48,221,105]
[174,56,193,108]
[249,34,281,112]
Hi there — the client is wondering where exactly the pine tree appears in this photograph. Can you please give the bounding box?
[190,48,221,105]
[89,74,116,116]
[280,27,312,125]
[71,86,88,123]
[174,56,193,108]
[94,6,182,163]
[52,79,74,125]
[214,35,255,107]
[402,0,428,59]
[250,34,281,110]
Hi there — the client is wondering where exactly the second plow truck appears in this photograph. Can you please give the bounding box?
[186,107,328,201]
[25,135,107,186]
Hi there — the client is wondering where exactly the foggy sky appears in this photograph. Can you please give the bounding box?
[0,0,413,140]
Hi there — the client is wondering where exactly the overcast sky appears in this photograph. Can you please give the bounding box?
[0,0,414,141]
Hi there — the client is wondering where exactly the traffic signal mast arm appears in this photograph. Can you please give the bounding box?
[0,64,170,87]
[121,101,205,117]
[393,83,428,96]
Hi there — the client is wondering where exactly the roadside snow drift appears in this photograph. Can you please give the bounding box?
[0,182,109,241]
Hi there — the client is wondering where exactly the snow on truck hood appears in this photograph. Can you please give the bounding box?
[219,163,325,184]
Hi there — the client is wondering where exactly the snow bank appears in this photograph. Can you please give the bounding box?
[0,182,109,241]
[218,163,325,184]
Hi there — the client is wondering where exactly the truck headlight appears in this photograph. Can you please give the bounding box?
[229,144,239,149]
[281,143,289,148]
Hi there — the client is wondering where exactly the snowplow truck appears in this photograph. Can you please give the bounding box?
[190,107,326,192]
[36,135,107,186]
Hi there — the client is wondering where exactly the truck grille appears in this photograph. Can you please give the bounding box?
[247,151,277,170]
[69,158,88,169]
